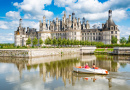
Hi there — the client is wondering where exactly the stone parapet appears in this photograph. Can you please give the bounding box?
[113,47,130,55]
[80,46,96,54]
[0,48,80,58]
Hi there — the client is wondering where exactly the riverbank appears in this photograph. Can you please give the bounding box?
[0,48,80,58]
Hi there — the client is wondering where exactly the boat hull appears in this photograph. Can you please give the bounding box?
[73,67,109,75]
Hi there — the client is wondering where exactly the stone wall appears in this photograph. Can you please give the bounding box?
[0,48,80,58]
[80,46,96,54]
[113,47,130,55]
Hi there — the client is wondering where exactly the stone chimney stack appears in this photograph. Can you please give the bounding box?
[39,20,42,31]
[43,16,46,31]
[102,24,104,28]
[86,20,90,29]
[58,20,60,31]
[68,15,72,28]
[47,20,49,30]
[56,18,58,31]
[78,18,81,29]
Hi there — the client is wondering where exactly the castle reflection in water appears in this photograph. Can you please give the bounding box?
[0,54,130,86]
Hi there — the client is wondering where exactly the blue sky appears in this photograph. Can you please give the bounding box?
[0,0,130,43]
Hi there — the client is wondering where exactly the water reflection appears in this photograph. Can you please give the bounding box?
[0,54,130,90]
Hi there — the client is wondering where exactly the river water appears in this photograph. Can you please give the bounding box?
[0,54,130,90]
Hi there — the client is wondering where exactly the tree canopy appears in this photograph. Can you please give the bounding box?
[111,36,117,44]
[39,38,43,46]
[26,37,31,45]
[120,37,127,44]
[33,37,38,46]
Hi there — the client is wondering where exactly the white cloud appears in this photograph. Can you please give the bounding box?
[55,0,130,21]
[0,21,9,29]
[118,25,130,39]
[13,0,53,20]
[0,33,14,43]
[6,11,21,19]
[54,0,77,7]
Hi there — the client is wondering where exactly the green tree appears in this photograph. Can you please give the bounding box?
[128,35,130,43]
[64,39,67,46]
[67,39,71,46]
[57,37,62,46]
[77,40,80,45]
[26,37,31,46]
[70,39,74,46]
[120,37,127,44]
[74,40,77,45]
[39,38,43,47]
[33,37,38,46]
[62,38,66,46]
[111,36,117,44]
[53,37,57,47]
[45,37,52,45]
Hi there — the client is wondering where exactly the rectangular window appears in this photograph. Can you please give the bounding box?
[115,35,117,38]
[82,37,84,40]
[85,33,86,35]
[99,37,100,40]
[90,37,92,40]
[93,37,95,40]
[90,33,92,35]
[74,32,76,35]
[111,27,113,30]
[111,35,113,39]
[93,33,95,35]
[87,37,89,40]
[111,31,113,34]
[87,33,89,35]
[115,31,117,34]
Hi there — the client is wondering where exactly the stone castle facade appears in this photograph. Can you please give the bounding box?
[14,10,120,46]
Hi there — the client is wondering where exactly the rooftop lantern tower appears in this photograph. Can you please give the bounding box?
[108,9,112,19]
[72,12,75,23]
[19,18,22,27]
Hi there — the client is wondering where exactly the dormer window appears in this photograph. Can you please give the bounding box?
[115,26,117,30]
[111,26,113,30]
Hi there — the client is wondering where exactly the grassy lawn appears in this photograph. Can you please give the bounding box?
[95,48,113,52]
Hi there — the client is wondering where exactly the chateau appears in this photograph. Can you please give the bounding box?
[14,10,120,46]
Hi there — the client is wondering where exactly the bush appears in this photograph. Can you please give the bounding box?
[17,46,20,48]
[96,44,130,48]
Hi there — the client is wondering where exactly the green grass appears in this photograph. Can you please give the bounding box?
[95,48,113,52]
[95,49,105,52]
